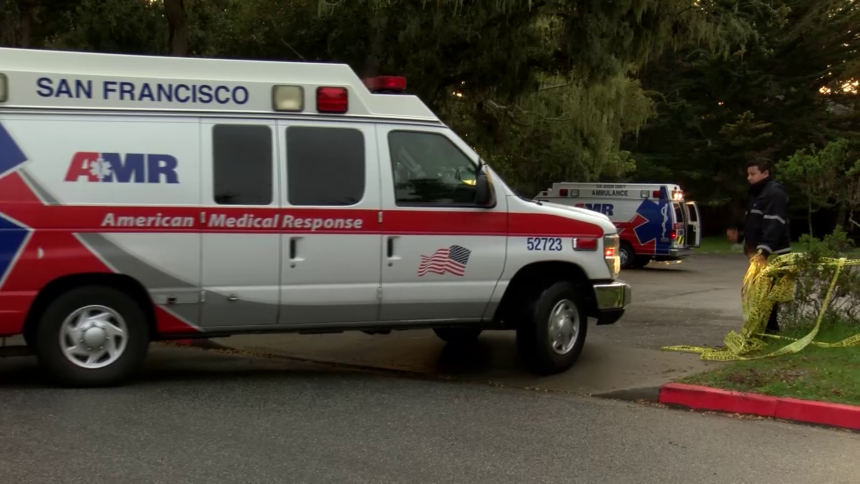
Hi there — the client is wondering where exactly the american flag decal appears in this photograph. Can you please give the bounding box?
[417,245,471,277]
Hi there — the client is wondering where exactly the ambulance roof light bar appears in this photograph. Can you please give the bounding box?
[272,85,304,112]
[363,76,407,94]
[316,86,349,113]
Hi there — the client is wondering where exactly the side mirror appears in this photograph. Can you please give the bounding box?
[475,170,493,207]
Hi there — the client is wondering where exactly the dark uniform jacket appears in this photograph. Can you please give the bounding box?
[743,177,791,256]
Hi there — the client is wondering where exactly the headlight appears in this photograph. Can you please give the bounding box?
[603,234,620,280]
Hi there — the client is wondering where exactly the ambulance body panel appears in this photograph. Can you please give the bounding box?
[536,183,701,269]
[0,48,631,386]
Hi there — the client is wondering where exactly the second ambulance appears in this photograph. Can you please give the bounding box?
[0,48,631,386]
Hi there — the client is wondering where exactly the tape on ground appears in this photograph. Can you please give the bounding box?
[662,253,860,361]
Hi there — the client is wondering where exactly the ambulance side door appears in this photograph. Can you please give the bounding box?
[199,120,281,328]
[377,125,507,322]
[276,121,382,325]
[685,201,701,248]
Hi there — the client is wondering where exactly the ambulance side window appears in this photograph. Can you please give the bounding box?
[286,126,365,206]
[212,124,273,205]
[388,131,477,206]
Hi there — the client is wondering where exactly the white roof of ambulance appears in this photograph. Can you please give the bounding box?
[0,47,441,122]
[550,182,682,192]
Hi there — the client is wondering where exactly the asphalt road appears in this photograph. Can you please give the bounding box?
[1,346,857,484]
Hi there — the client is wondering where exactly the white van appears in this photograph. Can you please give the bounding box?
[0,48,631,386]
[536,183,701,269]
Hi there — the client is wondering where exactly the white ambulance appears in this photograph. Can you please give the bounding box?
[0,48,630,387]
[536,183,701,269]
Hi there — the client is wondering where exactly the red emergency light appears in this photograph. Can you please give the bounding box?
[316,87,348,113]
[363,76,407,93]
[652,190,661,198]
[559,188,569,197]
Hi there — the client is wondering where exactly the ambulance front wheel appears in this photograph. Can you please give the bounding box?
[516,281,587,376]
[619,242,635,270]
[34,285,151,388]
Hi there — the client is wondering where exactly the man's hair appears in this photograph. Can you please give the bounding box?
[747,158,772,175]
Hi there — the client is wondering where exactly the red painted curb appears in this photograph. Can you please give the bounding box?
[659,383,860,430]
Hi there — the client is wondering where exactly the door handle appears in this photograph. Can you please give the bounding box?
[290,237,297,260]
[387,237,394,258]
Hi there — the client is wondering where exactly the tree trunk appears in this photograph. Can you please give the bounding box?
[164,0,188,57]
[18,0,33,48]
[808,203,814,237]
[363,9,387,78]
[0,0,12,47]
[836,203,848,231]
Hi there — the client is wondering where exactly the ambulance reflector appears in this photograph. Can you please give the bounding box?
[272,85,304,112]
[572,237,598,251]
[316,87,348,113]
[0,74,7,102]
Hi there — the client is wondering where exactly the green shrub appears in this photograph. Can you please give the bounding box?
[780,226,860,330]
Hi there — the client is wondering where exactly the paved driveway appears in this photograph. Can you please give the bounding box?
[213,254,750,395]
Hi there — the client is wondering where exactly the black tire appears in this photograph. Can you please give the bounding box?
[631,256,651,269]
[619,242,635,270]
[433,327,483,345]
[515,281,587,376]
[34,285,151,388]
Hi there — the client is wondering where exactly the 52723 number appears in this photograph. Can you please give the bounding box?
[526,237,563,251]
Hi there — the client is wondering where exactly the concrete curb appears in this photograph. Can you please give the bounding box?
[659,383,860,430]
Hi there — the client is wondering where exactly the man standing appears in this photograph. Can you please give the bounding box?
[729,159,792,333]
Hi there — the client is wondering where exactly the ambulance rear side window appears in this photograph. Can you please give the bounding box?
[286,126,365,206]
[212,124,273,206]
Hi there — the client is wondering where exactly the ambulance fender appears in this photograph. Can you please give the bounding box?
[23,273,156,344]
[493,260,595,326]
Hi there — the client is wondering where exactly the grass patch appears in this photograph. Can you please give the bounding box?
[681,321,860,406]
[694,236,860,256]
[696,236,745,254]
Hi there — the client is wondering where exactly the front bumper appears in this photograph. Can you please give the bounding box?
[592,280,632,326]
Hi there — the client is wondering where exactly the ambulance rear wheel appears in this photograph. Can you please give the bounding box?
[34,285,151,388]
[619,242,635,270]
[433,327,483,345]
[516,281,587,376]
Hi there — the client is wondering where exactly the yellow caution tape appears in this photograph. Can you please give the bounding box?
[662,252,860,361]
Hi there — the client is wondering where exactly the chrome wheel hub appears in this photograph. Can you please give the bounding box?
[548,299,580,355]
[59,305,128,369]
